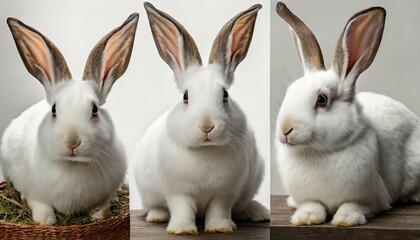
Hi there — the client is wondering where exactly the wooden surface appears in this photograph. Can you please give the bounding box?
[130,210,269,240]
[271,195,420,240]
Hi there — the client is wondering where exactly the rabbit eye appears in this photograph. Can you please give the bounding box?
[183,90,188,104]
[52,104,56,117]
[316,94,328,108]
[92,104,98,117]
[223,89,228,103]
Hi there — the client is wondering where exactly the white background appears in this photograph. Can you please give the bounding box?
[0,0,270,210]
[271,0,420,194]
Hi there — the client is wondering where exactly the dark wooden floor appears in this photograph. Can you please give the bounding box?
[130,210,269,240]
[130,196,420,239]
[271,195,420,240]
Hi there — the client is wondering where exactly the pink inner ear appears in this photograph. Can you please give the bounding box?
[102,53,114,82]
[19,28,52,82]
[165,32,181,71]
[102,67,110,81]
[345,14,375,76]
[101,26,133,82]
[230,16,251,63]
[102,30,123,81]
[153,15,182,71]
[231,22,247,59]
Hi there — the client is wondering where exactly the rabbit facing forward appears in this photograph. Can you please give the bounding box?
[275,2,420,227]
[134,2,269,235]
[0,14,139,225]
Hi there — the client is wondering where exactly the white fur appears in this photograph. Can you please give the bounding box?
[276,6,420,226]
[277,61,420,227]
[135,65,268,233]
[0,80,126,225]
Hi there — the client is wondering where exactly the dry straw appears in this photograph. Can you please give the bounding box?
[0,182,129,240]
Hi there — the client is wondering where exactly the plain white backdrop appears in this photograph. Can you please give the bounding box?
[271,0,420,194]
[0,0,270,210]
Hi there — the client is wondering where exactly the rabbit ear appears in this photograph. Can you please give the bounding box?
[83,13,139,105]
[276,2,325,75]
[209,4,261,86]
[144,2,202,84]
[7,17,72,90]
[333,7,385,82]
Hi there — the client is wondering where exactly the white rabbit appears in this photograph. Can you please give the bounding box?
[275,2,420,227]
[0,13,139,225]
[134,2,268,235]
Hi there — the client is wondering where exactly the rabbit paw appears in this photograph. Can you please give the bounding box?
[90,201,111,220]
[27,199,56,225]
[33,209,57,225]
[205,219,237,233]
[332,202,368,227]
[291,202,326,226]
[291,210,326,226]
[91,208,111,220]
[287,196,297,209]
[146,208,169,223]
[166,222,198,235]
[332,212,366,227]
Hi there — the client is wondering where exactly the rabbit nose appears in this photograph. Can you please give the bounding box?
[200,125,215,133]
[282,127,293,136]
[67,137,81,149]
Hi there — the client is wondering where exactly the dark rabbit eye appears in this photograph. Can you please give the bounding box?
[223,89,228,103]
[52,104,57,117]
[183,90,188,104]
[92,104,98,116]
[316,94,328,108]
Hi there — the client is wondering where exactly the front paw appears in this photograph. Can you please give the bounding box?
[91,208,111,220]
[146,208,169,223]
[33,210,57,225]
[205,219,237,233]
[291,209,326,226]
[331,212,366,227]
[166,222,198,235]
[287,196,297,209]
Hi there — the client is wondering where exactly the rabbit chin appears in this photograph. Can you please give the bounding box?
[279,141,308,150]
[60,155,91,163]
[278,133,312,148]
[188,135,230,148]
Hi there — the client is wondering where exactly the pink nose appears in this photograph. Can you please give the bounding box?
[200,125,215,133]
[282,127,293,136]
[67,139,81,149]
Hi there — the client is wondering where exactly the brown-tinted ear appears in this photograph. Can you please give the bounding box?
[276,2,325,75]
[209,4,261,86]
[144,2,202,84]
[83,13,139,105]
[333,7,385,81]
[7,17,72,90]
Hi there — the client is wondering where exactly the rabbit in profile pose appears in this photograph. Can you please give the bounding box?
[134,2,269,235]
[275,2,420,227]
[0,13,139,225]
